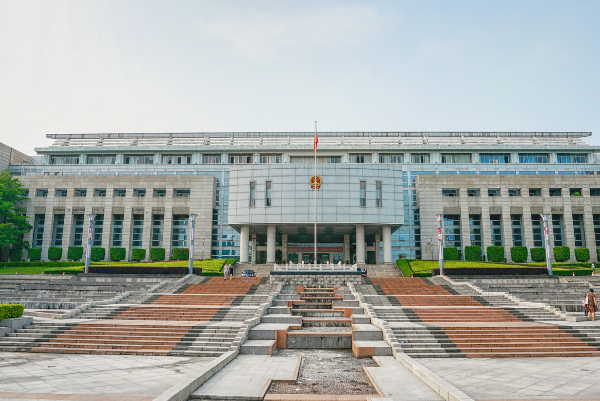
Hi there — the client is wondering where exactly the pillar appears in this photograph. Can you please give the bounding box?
[162,208,173,261]
[344,234,350,264]
[240,225,249,263]
[501,208,513,262]
[282,234,288,263]
[584,205,597,261]
[375,233,381,264]
[382,225,392,264]
[266,225,276,264]
[142,208,152,261]
[251,234,257,264]
[356,224,365,265]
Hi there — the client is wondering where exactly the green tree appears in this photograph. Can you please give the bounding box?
[0,170,32,258]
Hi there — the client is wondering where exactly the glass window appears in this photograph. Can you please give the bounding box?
[55,189,67,197]
[111,214,124,247]
[36,189,48,197]
[442,188,459,197]
[469,214,481,247]
[33,214,45,248]
[124,154,154,164]
[573,214,585,248]
[488,188,501,197]
[379,154,403,163]
[549,188,562,196]
[151,214,164,247]
[570,188,582,197]
[131,214,144,248]
[259,154,282,163]
[290,156,342,163]
[443,214,461,248]
[479,153,511,163]
[441,154,472,163]
[360,181,366,207]
[74,188,87,197]
[411,153,430,163]
[92,215,104,247]
[94,188,106,197]
[133,188,146,197]
[173,189,190,197]
[594,214,600,248]
[508,188,521,197]
[376,181,382,207]
[249,182,255,207]
[172,214,189,248]
[113,189,126,197]
[52,214,65,247]
[162,154,191,164]
[591,188,600,197]
[467,188,480,197]
[490,214,503,246]
[229,154,252,164]
[529,188,541,197]
[50,155,79,165]
[552,214,564,246]
[511,214,523,247]
[350,153,372,163]
[519,153,549,163]
[557,153,587,163]
[202,154,221,164]
[265,181,272,207]
[532,214,544,247]
[153,188,166,197]
[71,214,84,246]
[86,154,116,164]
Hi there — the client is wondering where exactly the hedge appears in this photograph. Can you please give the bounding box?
[150,248,166,261]
[110,247,126,262]
[89,265,188,275]
[554,246,570,262]
[433,267,547,276]
[574,248,590,262]
[131,248,146,262]
[28,248,41,261]
[172,248,189,260]
[531,247,546,262]
[47,247,62,261]
[67,246,84,261]
[195,258,227,273]
[510,246,528,263]
[464,246,482,261]
[0,261,84,268]
[443,247,460,261]
[44,267,84,275]
[0,304,25,320]
[396,259,412,277]
[90,247,105,262]
[487,246,505,262]
[9,248,22,262]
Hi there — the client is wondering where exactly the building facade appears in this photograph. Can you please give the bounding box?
[7,131,600,263]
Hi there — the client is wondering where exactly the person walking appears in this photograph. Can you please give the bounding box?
[229,263,234,280]
[223,263,229,280]
[592,263,596,275]
[586,289,599,321]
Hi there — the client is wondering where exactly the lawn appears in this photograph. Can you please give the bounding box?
[399,260,593,277]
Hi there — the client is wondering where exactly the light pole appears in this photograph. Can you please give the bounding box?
[188,214,197,275]
[541,213,553,275]
[85,214,96,274]
[436,214,444,276]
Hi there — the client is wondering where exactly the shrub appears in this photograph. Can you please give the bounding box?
[487,246,505,262]
[225,258,237,267]
[195,258,226,272]
[464,246,482,261]
[90,247,105,262]
[574,248,590,262]
[443,247,460,261]
[44,267,84,275]
[47,247,62,261]
[396,259,412,277]
[530,247,546,262]
[0,304,25,320]
[67,246,84,261]
[131,248,146,262]
[28,248,41,261]
[554,246,570,262]
[150,248,166,261]
[9,248,22,262]
[110,247,126,262]
[172,248,189,260]
[510,246,528,263]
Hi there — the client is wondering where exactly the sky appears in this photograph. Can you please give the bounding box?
[0,0,599,155]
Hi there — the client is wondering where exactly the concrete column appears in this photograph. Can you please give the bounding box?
[382,225,392,264]
[501,208,513,261]
[344,234,350,264]
[522,206,533,251]
[240,225,249,263]
[584,206,597,261]
[266,225,276,264]
[375,233,381,264]
[563,207,576,262]
[122,209,133,261]
[356,224,365,265]
[460,208,471,248]
[162,209,173,261]
[481,206,491,254]
[142,209,152,261]
[251,234,257,264]
[282,234,288,263]
[41,208,54,261]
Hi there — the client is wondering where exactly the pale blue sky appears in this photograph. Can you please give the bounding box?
[1,1,598,154]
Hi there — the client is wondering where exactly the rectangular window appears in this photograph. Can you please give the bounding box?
[151,214,164,247]
[153,188,166,197]
[532,214,544,247]
[508,188,521,197]
[441,154,472,163]
[229,154,252,164]
[552,214,564,246]
[33,214,45,248]
[265,181,272,207]
[290,156,342,163]
[173,188,190,197]
[443,214,461,248]
[529,188,541,197]
[490,214,503,246]
[592,189,600,197]
[570,188,582,197]
[249,182,256,207]
[594,214,600,248]
[557,153,587,163]
[511,214,523,247]
[467,188,480,197]
[131,214,144,248]
[74,188,87,197]
[411,153,430,163]
[133,188,146,197]
[480,153,511,163]
[469,214,482,247]
[202,154,221,164]
[162,154,192,164]
[111,214,124,247]
[519,153,549,163]
[92,215,104,247]
[94,188,106,197]
[573,214,585,248]
[52,214,65,247]
[549,188,562,197]
[36,189,48,197]
[349,153,372,163]
[71,214,84,246]
[50,155,79,165]
[376,181,382,207]
[442,188,459,197]
[259,154,282,163]
[172,214,189,247]
[488,188,501,197]
[55,189,68,197]
[86,154,116,165]
[360,181,366,207]
[113,188,126,197]
[124,154,154,165]
[379,154,404,163]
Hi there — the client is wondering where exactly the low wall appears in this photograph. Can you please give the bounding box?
[269,272,363,286]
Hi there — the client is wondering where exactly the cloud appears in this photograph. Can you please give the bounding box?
[198,6,382,58]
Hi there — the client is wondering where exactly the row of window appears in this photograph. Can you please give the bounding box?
[49,152,590,165]
[442,187,597,197]
[34,188,191,198]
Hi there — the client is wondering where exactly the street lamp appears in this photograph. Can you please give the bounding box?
[436,214,444,276]
[540,213,553,275]
[85,214,96,274]
[188,214,197,275]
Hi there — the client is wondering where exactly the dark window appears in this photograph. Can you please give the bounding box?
[94,189,106,197]
[442,188,459,197]
[549,188,562,196]
[36,189,48,197]
[133,189,146,197]
[508,188,521,197]
[360,181,366,207]
[467,188,480,197]
[74,188,87,197]
[173,189,190,197]
[55,189,68,197]
[113,189,126,197]
[529,188,541,197]
[488,188,501,197]
[570,188,582,197]
[153,189,166,197]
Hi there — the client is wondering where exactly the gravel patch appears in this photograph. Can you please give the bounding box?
[267,349,378,395]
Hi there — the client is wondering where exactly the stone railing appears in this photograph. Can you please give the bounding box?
[273,262,358,272]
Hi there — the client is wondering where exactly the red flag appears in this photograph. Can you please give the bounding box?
[314,130,318,154]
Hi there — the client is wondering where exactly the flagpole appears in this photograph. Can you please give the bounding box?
[314,121,317,266]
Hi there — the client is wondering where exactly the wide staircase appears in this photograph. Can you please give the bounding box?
[356,277,600,358]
